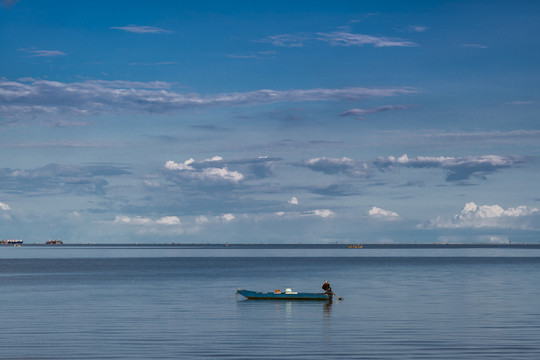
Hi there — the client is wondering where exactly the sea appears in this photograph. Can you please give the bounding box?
[1,244,540,359]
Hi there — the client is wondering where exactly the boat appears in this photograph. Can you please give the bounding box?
[46,239,63,245]
[1,239,23,246]
[347,244,363,248]
[236,289,331,301]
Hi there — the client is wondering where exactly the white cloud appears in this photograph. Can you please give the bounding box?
[288,196,299,205]
[156,216,181,225]
[114,215,181,226]
[368,206,399,220]
[0,201,10,211]
[164,157,244,184]
[305,209,335,218]
[428,202,539,229]
[201,167,244,183]
[114,215,152,225]
[195,216,209,225]
[222,213,235,222]
[165,159,195,171]
[300,157,369,178]
[110,25,172,34]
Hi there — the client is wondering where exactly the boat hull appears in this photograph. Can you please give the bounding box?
[236,289,330,301]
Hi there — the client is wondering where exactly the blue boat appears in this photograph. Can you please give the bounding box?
[236,289,331,301]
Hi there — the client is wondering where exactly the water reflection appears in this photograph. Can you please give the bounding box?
[236,298,333,319]
[2,245,540,259]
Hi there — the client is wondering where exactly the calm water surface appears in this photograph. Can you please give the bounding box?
[1,247,539,359]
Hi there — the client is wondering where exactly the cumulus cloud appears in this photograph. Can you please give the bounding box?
[222,213,235,222]
[340,104,417,119]
[0,79,417,119]
[164,158,244,184]
[110,25,172,34]
[427,202,539,229]
[0,201,10,211]
[368,206,400,220]
[288,196,299,205]
[297,157,370,178]
[373,154,526,181]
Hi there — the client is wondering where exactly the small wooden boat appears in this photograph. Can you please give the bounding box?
[236,288,331,301]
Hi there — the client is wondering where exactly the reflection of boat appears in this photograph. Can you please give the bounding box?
[1,239,23,246]
[46,240,63,245]
[347,244,363,248]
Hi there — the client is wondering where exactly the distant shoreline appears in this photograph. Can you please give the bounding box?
[12,243,540,249]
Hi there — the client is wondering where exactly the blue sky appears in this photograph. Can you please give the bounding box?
[1,0,539,244]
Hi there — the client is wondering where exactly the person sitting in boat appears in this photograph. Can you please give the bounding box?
[322,281,333,298]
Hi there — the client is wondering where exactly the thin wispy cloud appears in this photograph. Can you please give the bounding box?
[463,43,488,49]
[129,61,177,66]
[261,34,308,47]
[262,31,417,48]
[316,31,418,47]
[226,51,278,59]
[407,25,428,33]
[340,104,417,119]
[374,154,526,182]
[0,163,131,195]
[299,154,527,183]
[0,0,19,8]
[111,25,172,34]
[506,100,534,105]
[0,79,417,119]
[19,49,66,57]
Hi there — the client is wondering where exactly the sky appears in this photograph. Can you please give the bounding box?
[1,0,539,244]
